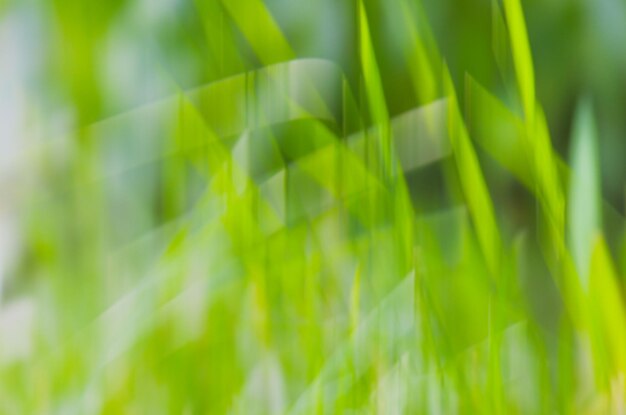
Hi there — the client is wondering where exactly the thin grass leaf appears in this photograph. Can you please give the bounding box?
[503,0,535,123]
[444,66,501,277]
[220,0,295,65]
[568,98,601,285]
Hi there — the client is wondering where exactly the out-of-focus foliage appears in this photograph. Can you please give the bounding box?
[0,0,625,413]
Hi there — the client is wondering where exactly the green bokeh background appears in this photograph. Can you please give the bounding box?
[0,0,625,413]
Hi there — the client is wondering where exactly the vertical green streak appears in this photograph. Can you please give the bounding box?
[358,0,391,177]
[568,98,601,284]
[444,68,501,277]
[503,0,535,124]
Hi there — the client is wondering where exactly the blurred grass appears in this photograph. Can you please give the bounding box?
[0,0,625,413]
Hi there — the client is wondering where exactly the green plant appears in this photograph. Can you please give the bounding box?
[0,0,624,413]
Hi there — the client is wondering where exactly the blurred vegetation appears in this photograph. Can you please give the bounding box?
[0,0,625,413]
